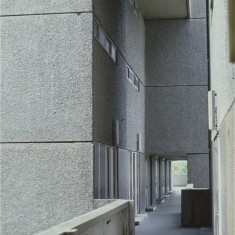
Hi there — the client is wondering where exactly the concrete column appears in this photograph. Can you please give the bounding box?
[169,161,173,191]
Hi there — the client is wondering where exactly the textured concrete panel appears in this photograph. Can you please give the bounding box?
[145,86,209,155]
[125,1,145,83]
[1,143,93,235]
[209,0,235,134]
[188,154,210,188]
[0,0,91,15]
[219,103,235,235]
[92,199,116,209]
[145,19,208,86]
[94,0,145,83]
[0,13,93,142]
[93,40,145,152]
[189,0,207,18]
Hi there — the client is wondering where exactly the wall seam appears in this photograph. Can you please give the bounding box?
[0,11,92,17]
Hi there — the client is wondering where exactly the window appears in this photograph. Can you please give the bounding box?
[94,143,118,199]
[105,38,111,53]
[111,45,117,61]
[126,65,140,91]
[98,28,106,47]
[93,19,117,63]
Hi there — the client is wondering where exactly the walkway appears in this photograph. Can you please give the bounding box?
[135,187,202,235]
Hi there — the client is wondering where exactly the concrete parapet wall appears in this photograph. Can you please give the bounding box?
[173,175,187,187]
[35,200,135,235]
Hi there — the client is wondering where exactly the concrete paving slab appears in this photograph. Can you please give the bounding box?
[135,187,210,235]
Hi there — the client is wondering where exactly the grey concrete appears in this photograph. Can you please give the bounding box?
[139,153,146,213]
[0,13,93,142]
[216,103,235,235]
[93,41,145,152]
[145,19,208,86]
[181,189,212,227]
[173,175,188,186]
[209,0,235,233]
[92,199,117,209]
[159,159,166,198]
[94,0,145,83]
[209,0,235,136]
[138,0,188,19]
[151,157,160,203]
[36,200,133,235]
[135,188,201,235]
[1,143,94,235]
[165,160,170,194]
[0,0,91,15]
[145,86,209,155]
[188,154,210,188]
[189,0,207,19]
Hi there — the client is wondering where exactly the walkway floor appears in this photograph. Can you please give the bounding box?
[135,187,202,235]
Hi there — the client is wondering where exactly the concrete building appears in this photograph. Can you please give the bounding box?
[0,0,234,235]
[209,0,235,234]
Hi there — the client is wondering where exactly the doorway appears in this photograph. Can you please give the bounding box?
[172,160,188,188]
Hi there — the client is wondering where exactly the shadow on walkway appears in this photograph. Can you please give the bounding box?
[135,187,201,235]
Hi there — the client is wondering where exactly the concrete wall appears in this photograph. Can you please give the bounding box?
[139,154,147,213]
[209,0,235,233]
[145,17,208,155]
[159,159,166,197]
[93,0,145,84]
[209,0,235,134]
[145,86,208,155]
[188,154,210,188]
[173,175,187,187]
[151,157,160,202]
[35,200,135,235]
[93,0,145,152]
[1,13,93,142]
[1,143,94,235]
[145,0,209,189]
[0,4,94,235]
[219,104,235,235]
[93,46,145,152]
[145,19,208,86]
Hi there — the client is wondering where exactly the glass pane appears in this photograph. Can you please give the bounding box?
[127,66,130,79]
[134,76,138,86]
[111,45,117,61]
[98,28,106,47]
[94,22,99,39]
[105,38,111,53]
